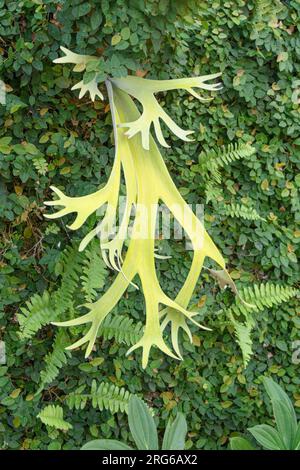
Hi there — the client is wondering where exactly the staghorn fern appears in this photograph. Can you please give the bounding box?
[37,405,72,431]
[66,379,132,414]
[228,283,298,366]
[45,46,254,368]
[218,202,265,221]
[36,315,143,393]
[99,314,144,346]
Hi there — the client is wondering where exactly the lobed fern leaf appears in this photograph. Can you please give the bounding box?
[99,314,144,346]
[66,379,132,414]
[228,283,298,366]
[37,405,72,431]
[236,283,298,314]
[229,314,255,367]
[81,240,107,302]
[54,244,84,317]
[199,142,256,183]
[37,330,71,394]
[18,291,54,340]
[219,203,264,221]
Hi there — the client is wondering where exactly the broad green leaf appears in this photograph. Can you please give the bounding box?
[162,413,187,450]
[263,378,297,439]
[128,396,158,450]
[81,439,133,450]
[293,422,300,450]
[272,399,296,449]
[230,437,255,450]
[248,424,285,450]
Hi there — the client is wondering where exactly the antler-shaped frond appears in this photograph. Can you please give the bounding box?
[111,74,222,150]
[44,185,108,230]
[53,47,103,101]
[71,78,104,101]
[53,46,96,68]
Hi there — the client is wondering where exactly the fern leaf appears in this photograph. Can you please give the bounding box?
[18,291,54,340]
[37,330,71,393]
[219,203,264,221]
[229,313,255,367]
[99,315,144,346]
[228,283,298,366]
[199,142,256,182]
[37,405,72,431]
[54,244,84,316]
[81,240,107,302]
[66,380,132,414]
[237,283,298,313]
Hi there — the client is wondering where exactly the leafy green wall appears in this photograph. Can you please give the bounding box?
[0,0,299,450]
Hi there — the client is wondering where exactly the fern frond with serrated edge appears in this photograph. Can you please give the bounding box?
[18,291,54,340]
[199,142,256,181]
[81,240,107,302]
[237,283,298,312]
[37,405,72,431]
[219,203,264,221]
[54,244,84,316]
[227,283,298,365]
[99,314,144,346]
[230,314,254,367]
[37,330,71,393]
[66,380,131,414]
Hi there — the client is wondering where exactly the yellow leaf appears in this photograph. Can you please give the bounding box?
[40,108,49,117]
[192,335,201,347]
[221,401,232,409]
[13,416,21,428]
[197,295,206,308]
[10,388,21,399]
[166,400,177,411]
[111,34,121,46]
[261,179,269,191]
[14,185,23,195]
[60,166,71,175]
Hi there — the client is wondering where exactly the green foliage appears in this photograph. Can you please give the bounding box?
[81,240,107,302]
[1,0,299,451]
[227,283,298,366]
[198,142,256,184]
[18,292,53,340]
[53,244,85,317]
[38,405,72,432]
[236,283,298,313]
[218,203,264,221]
[99,314,143,346]
[230,377,300,450]
[37,331,71,394]
[81,396,187,450]
[66,380,132,414]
